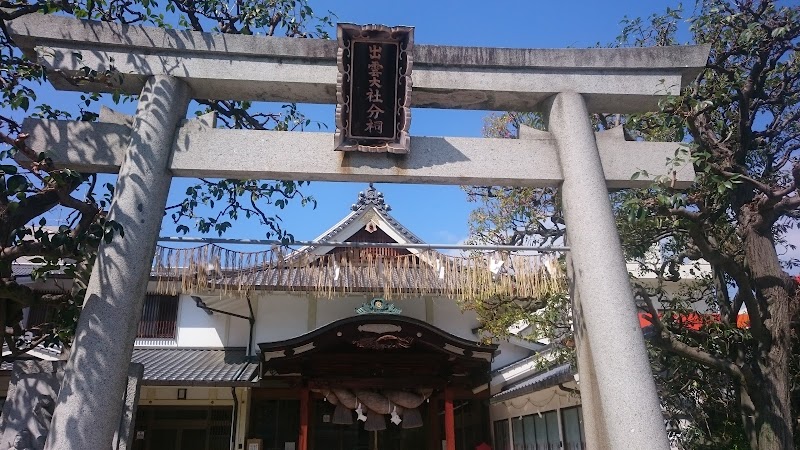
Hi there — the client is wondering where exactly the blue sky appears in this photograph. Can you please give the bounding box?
[208,0,690,246]
[27,1,692,247]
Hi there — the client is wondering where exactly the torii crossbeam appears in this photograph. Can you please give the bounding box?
[6,13,709,450]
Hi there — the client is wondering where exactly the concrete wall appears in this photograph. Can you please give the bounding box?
[168,291,527,370]
[431,297,480,340]
[489,383,581,422]
[253,293,310,343]
[176,295,226,347]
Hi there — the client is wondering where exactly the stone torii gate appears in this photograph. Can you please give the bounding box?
[7,14,708,450]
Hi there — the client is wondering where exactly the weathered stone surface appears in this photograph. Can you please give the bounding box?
[7,14,709,113]
[0,361,143,450]
[43,76,191,450]
[547,92,670,449]
[4,14,708,450]
[0,361,63,450]
[112,363,144,450]
[19,118,693,189]
[19,118,130,172]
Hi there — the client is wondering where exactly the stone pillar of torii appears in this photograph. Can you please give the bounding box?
[6,14,709,450]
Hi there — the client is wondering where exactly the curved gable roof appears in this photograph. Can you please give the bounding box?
[290,184,427,259]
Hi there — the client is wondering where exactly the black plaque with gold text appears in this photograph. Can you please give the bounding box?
[335,24,413,153]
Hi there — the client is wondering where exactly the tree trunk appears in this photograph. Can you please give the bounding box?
[741,220,794,450]
[749,374,793,450]
[738,384,758,450]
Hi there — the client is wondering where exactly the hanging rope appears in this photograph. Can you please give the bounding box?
[152,244,567,302]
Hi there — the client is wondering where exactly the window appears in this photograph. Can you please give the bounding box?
[134,406,232,450]
[137,295,179,339]
[512,417,524,449]
[510,411,559,450]
[25,301,55,329]
[452,400,490,450]
[493,419,509,450]
[561,406,586,450]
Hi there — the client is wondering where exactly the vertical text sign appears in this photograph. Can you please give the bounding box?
[351,41,397,140]
[335,24,413,154]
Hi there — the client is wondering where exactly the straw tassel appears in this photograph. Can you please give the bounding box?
[152,244,566,301]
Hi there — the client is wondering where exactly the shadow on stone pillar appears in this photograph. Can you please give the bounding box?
[0,361,143,450]
[43,75,191,450]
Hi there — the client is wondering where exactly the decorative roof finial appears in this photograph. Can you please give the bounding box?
[351,184,391,212]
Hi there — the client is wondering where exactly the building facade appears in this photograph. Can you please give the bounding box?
[126,185,547,450]
[10,185,712,450]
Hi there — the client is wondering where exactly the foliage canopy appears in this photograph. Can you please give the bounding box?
[466,1,799,448]
[0,0,332,359]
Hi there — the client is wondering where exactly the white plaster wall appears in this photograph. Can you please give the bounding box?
[175,295,225,347]
[432,297,480,340]
[387,297,426,321]
[254,293,309,342]
[489,383,580,421]
[139,386,235,405]
[253,293,480,346]
[217,296,251,347]
[314,294,427,328]
[314,295,368,328]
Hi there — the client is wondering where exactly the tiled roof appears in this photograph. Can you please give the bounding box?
[12,263,38,278]
[491,363,574,403]
[345,184,425,245]
[1,344,62,372]
[130,347,256,386]
[491,352,544,378]
[12,262,68,279]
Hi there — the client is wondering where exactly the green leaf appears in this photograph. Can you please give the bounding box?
[0,165,17,175]
[6,175,28,193]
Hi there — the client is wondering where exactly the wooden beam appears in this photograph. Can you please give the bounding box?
[298,387,309,450]
[307,377,447,390]
[444,387,456,450]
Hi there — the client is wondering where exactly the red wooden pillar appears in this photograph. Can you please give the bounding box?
[444,387,455,450]
[299,388,309,450]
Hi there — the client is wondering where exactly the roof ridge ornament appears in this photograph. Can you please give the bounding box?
[356,298,401,315]
[351,183,392,212]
